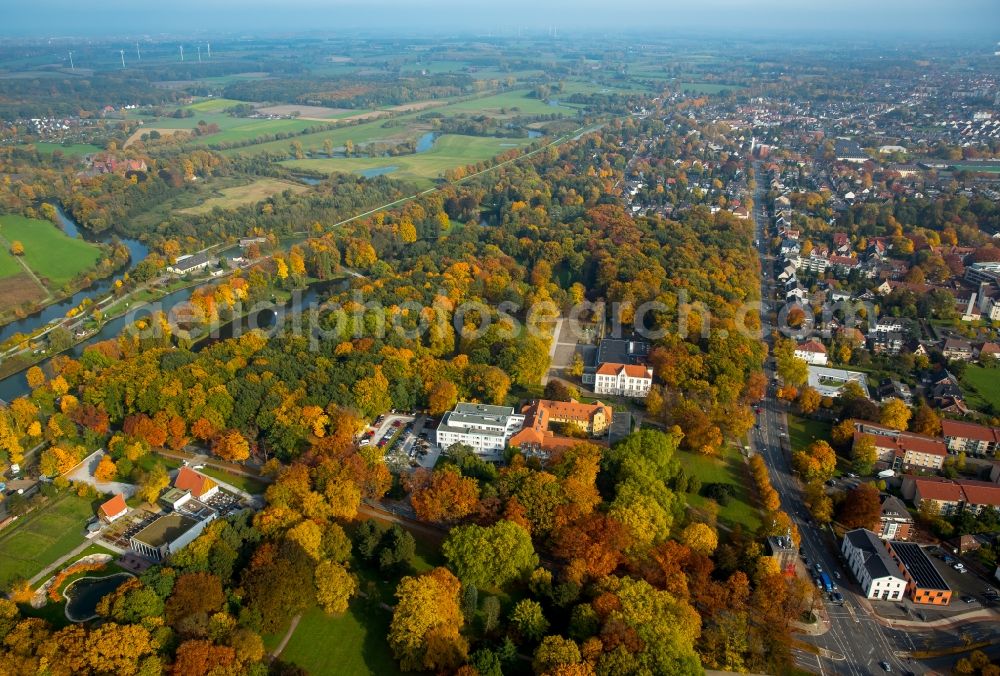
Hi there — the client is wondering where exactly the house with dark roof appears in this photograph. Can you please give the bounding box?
[886,541,952,605]
[167,252,213,276]
[878,495,913,541]
[842,529,907,600]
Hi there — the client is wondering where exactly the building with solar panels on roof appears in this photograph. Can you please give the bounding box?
[886,541,952,605]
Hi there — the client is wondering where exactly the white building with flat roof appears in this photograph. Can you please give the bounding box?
[807,365,870,398]
[436,403,525,460]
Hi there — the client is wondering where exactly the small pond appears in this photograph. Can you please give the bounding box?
[63,572,134,622]
[358,165,399,178]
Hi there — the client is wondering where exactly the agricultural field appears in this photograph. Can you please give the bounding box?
[222,88,569,159]
[185,97,247,112]
[677,445,761,531]
[282,134,531,188]
[0,215,103,287]
[255,104,352,119]
[0,493,94,587]
[178,178,310,214]
[33,142,102,157]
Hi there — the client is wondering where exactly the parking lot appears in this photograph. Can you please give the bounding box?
[361,413,441,473]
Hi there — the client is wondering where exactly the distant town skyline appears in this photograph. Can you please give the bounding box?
[2,0,998,38]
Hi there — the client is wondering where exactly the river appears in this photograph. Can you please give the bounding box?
[0,205,149,345]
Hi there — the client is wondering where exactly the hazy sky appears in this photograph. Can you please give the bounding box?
[2,0,998,38]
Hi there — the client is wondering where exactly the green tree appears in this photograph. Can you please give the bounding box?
[442,520,538,589]
[509,599,549,642]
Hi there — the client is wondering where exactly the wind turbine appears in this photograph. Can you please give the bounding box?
[135,41,141,61]
[120,49,125,69]
[68,50,74,71]
[197,45,202,63]
[206,42,211,59]
[179,45,184,62]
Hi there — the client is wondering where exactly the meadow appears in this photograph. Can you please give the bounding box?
[178,178,310,214]
[33,143,102,157]
[273,603,402,676]
[222,88,567,158]
[677,445,761,531]
[281,134,532,188]
[961,364,1000,412]
[0,493,95,587]
[0,215,103,287]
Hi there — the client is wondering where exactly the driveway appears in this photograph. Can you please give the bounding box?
[65,450,137,498]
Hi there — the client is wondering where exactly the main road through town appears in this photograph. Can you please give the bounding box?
[747,164,1000,675]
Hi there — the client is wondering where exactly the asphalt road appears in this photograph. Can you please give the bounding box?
[747,165,1000,676]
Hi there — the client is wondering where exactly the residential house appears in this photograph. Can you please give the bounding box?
[878,495,914,541]
[842,529,908,600]
[174,466,220,501]
[794,340,828,365]
[941,419,1000,457]
[98,493,128,524]
[852,421,947,471]
[593,363,653,398]
[902,476,1000,516]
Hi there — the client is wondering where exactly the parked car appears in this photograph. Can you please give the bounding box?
[880,661,891,672]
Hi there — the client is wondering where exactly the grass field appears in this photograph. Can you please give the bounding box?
[0,493,94,587]
[282,134,531,188]
[224,88,569,159]
[0,215,103,287]
[34,143,102,157]
[185,97,247,112]
[0,245,21,278]
[196,465,268,495]
[178,178,310,214]
[787,414,833,452]
[961,365,1000,412]
[678,82,743,94]
[277,603,402,675]
[678,446,761,531]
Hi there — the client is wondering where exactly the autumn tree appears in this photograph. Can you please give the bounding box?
[213,429,250,462]
[837,483,881,530]
[791,440,837,483]
[879,398,911,431]
[797,386,821,414]
[679,522,719,556]
[315,560,356,615]
[94,455,118,481]
[851,434,878,476]
[428,380,459,417]
[389,567,468,672]
[510,598,549,642]
[911,402,942,437]
[409,466,480,523]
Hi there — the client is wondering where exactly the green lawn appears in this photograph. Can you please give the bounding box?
[282,134,532,188]
[678,446,761,531]
[961,364,1000,412]
[34,142,102,157]
[0,493,94,587]
[787,414,832,453]
[446,89,577,116]
[0,246,21,278]
[196,465,268,495]
[0,215,103,287]
[276,603,403,675]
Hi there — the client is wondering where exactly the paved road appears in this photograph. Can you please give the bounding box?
[747,164,1000,675]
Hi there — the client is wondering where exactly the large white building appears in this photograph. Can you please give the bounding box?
[842,529,907,601]
[593,363,653,398]
[435,403,525,460]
